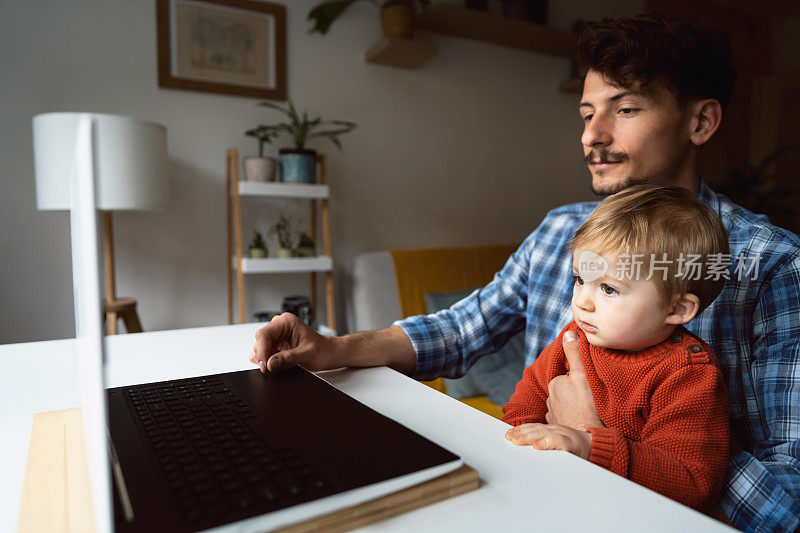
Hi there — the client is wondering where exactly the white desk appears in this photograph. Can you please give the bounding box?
[0,324,732,532]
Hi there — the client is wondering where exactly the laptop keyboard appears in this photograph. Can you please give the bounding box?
[126,377,329,527]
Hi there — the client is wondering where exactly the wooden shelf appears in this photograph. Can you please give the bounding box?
[238,181,329,199]
[235,256,333,274]
[417,3,573,57]
[227,149,337,330]
[365,37,438,68]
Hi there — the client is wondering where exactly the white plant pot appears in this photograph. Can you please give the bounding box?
[277,248,293,259]
[243,156,277,182]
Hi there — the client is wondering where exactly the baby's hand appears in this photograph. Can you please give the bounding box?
[505,423,592,460]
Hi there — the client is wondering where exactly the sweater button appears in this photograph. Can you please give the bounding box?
[670,333,683,343]
[689,344,702,353]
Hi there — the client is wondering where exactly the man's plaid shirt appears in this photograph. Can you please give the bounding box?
[396,182,800,531]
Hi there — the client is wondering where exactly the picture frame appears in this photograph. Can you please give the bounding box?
[156,0,286,100]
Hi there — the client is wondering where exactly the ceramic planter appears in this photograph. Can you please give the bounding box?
[277,248,293,259]
[279,148,317,183]
[249,247,267,258]
[243,156,277,181]
[381,1,415,38]
[294,247,315,258]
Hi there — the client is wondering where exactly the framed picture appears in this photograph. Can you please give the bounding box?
[156,0,286,100]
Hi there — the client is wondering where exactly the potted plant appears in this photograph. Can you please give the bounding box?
[294,232,315,257]
[268,214,294,258]
[248,230,268,258]
[716,144,800,234]
[253,101,357,183]
[308,0,431,38]
[243,125,279,181]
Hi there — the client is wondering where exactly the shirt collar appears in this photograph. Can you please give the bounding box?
[697,180,721,215]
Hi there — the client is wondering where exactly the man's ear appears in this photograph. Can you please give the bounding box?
[665,293,701,325]
[688,99,723,147]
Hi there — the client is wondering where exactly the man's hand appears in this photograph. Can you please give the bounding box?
[249,317,417,375]
[505,423,592,459]
[545,330,605,430]
[249,313,338,373]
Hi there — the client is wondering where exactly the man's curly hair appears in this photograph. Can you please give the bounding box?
[576,12,737,111]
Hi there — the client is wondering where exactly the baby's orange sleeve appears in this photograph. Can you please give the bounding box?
[502,325,571,426]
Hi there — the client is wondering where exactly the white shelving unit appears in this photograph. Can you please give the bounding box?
[238,181,330,199]
[235,256,333,274]
[226,149,335,329]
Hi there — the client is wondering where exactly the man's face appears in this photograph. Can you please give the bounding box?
[579,70,692,195]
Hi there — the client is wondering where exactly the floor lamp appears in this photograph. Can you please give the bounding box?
[33,112,168,335]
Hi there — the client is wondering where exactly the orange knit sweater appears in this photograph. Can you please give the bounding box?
[502,321,730,512]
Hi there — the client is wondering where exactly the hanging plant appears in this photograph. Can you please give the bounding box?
[308,0,431,38]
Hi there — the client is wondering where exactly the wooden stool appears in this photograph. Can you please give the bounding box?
[103,298,143,335]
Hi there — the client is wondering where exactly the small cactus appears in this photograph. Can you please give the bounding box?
[297,231,314,248]
[268,215,293,249]
[250,230,267,250]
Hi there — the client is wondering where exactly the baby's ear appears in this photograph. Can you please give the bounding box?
[665,293,700,325]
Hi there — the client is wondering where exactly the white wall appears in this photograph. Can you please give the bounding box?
[0,0,643,344]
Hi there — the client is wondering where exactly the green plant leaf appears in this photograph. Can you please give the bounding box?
[306,132,343,151]
[307,0,374,35]
[288,101,301,127]
[332,118,357,126]
[758,144,799,175]
[252,101,356,151]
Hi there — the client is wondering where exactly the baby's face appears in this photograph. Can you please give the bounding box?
[571,249,676,351]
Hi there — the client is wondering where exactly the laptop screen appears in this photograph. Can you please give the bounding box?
[68,114,114,533]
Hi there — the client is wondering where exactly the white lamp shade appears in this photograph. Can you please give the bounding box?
[33,112,168,211]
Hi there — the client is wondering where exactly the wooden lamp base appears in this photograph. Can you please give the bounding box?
[101,212,144,336]
[103,298,143,335]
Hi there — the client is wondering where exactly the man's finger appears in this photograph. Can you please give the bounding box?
[254,314,297,365]
[562,329,586,377]
[253,329,275,365]
[266,342,315,373]
[266,351,293,373]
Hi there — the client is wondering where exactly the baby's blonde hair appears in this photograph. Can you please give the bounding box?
[571,184,729,313]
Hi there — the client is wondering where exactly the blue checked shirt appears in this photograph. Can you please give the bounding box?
[396,182,800,532]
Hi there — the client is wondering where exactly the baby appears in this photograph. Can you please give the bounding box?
[502,184,730,512]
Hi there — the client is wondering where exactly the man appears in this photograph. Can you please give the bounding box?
[251,13,800,531]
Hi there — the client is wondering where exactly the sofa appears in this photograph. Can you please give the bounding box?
[349,244,525,419]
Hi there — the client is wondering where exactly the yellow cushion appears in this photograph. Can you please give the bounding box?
[421,378,447,394]
[420,381,503,419]
[459,395,505,419]
[390,245,518,319]
[390,245,518,421]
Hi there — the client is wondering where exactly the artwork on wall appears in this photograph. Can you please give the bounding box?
[156,0,286,100]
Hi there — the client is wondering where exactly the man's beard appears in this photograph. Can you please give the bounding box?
[591,175,645,196]
[584,148,641,196]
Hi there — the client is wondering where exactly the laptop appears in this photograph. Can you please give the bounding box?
[67,115,463,532]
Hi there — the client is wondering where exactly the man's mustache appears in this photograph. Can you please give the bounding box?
[584,149,628,164]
